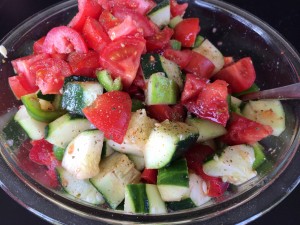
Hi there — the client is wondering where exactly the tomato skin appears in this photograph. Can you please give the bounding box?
[98,0,156,15]
[99,10,121,32]
[162,49,192,69]
[146,27,174,52]
[113,8,157,37]
[223,56,234,67]
[214,57,256,93]
[185,144,229,197]
[147,104,186,122]
[82,17,111,52]
[180,73,208,103]
[68,0,103,31]
[99,37,146,88]
[43,26,88,54]
[174,18,200,48]
[184,51,215,79]
[170,0,188,17]
[221,113,273,145]
[67,50,100,77]
[184,80,229,127]
[107,16,141,40]
[31,58,72,94]
[141,169,158,184]
[11,53,50,89]
[29,139,60,187]
[83,91,132,144]
[8,74,39,99]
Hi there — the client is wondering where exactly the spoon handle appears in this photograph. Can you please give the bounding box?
[240,83,300,101]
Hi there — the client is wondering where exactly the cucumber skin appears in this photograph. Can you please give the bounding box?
[140,53,165,79]
[126,184,149,213]
[167,198,196,211]
[2,118,28,149]
[61,82,84,115]
[157,159,189,187]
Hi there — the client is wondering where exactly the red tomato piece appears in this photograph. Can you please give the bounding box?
[43,26,88,54]
[8,74,39,99]
[82,17,111,52]
[147,104,186,122]
[108,16,141,40]
[31,58,72,94]
[214,57,256,93]
[113,8,157,37]
[163,49,192,69]
[221,113,273,145]
[29,139,54,166]
[141,169,158,184]
[185,143,229,197]
[11,53,50,88]
[83,91,132,144]
[68,0,102,31]
[184,51,215,79]
[181,73,208,103]
[98,0,156,15]
[67,50,100,77]
[174,18,200,48]
[170,0,188,17]
[132,66,146,89]
[99,37,146,88]
[99,10,121,32]
[146,27,174,52]
[185,80,229,126]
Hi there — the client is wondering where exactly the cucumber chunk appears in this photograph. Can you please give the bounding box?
[186,117,227,142]
[146,72,179,105]
[61,81,103,115]
[45,113,94,148]
[193,39,224,74]
[147,0,170,28]
[124,183,167,214]
[203,145,257,185]
[90,152,141,209]
[14,105,47,140]
[56,166,105,205]
[107,109,156,156]
[169,16,183,28]
[157,159,190,202]
[242,100,285,136]
[144,120,198,169]
[62,129,104,179]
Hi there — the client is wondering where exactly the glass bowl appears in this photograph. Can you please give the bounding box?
[0,0,300,224]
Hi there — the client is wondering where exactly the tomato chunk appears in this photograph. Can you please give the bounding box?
[83,91,132,144]
[185,144,229,197]
[184,80,229,126]
[147,104,186,122]
[67,50,100,77]
[141,169,158,184]
[184,51,215,79]
[214,57,256,93]
[146,26,174,52]
[174,18,200,47]
[170,0,188,17]
[8,74,39,99]
[43,26,88,54]
[31,58,72,94]
[163,49,192,69]
[99,10,121,32]
[107,16,140,40]
[82,17,111,52]
[221,113,273,145]
[181,73,208,103]
[99,37,146,88]
[68,0,102,31]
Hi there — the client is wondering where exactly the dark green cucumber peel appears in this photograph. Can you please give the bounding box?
[21,93,65,123]
[37,91,56,102]
[131,99,145,112]
[172,135,199,162]
[167,198,196,211]
[157,159,189,187]
[64,75,97,84]
[126,184,149,213]
[233,83,260,97]
[140,53,165,79]
[2,118,28,149]
[61,82,85,115]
